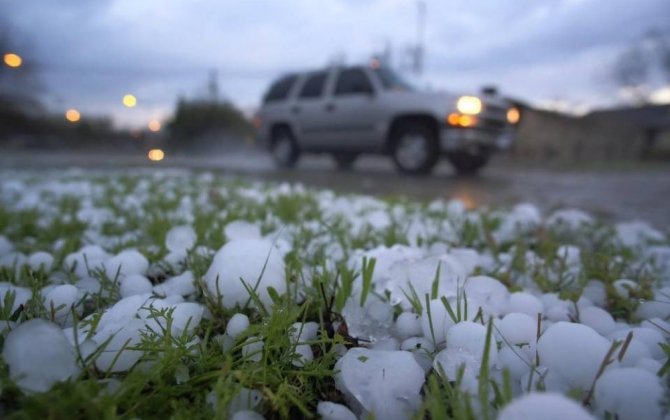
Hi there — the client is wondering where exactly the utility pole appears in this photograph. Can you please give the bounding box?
[413,0,426,75]
[207,68,219,103]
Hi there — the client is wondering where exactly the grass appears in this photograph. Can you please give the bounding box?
[0,169,668,419]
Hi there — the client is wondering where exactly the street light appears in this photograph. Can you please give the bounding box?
[3,53,22,68]
[123,94,137,108]
[148,120,161,132]
[65,109,81,123]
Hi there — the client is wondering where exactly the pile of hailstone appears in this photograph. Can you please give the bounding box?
[0,169,669,419]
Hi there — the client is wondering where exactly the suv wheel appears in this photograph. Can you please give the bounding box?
[390,122,439,175]
[446,151,489,175]
[332,153,358,170]
[271,127,300,168]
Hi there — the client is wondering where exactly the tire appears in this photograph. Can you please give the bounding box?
[446,151,489,175]
[390,122,439,175]
[332,153,358,170]
[270,127,300,168]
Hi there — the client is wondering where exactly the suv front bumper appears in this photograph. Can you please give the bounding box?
[440,127,515,152]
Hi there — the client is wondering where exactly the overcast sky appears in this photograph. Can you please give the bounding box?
[3,0,670,127]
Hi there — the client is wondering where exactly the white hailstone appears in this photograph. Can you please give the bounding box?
[636,358,662,375]
[226,313,250,338]
[540,293,574,322]
[153,271,196,297]
[0,235,13,255]
[335,348,425,420]
[224,220,262,241]
[369,337,400,351]
[506,292,544,317]
[292,344,314,367]
[0,252,27,271]
[636,289,670,320]
[615,221,665,248]
[28,251,54,272]
[609,327,665,359]
[394,312,422,339]
[64,245,110,277]
[497,313,537,346]
[242,337,264,362]
[163,250,187,271]
[317,401,357,420]
[231,410,264,420]
[43,284,79,325]
[433,347,481,383]
[498,345,533,379]
[341,296,394,343]
[612,279,639,299]
[170,302,204,335]
[2,319,80,393]
[537,322,613,390]
[104,249,149,280]
[384,255,464,309]
[420,298,460,345]
[519,365,570,393]
[546,208,594,231]
[582,280,607,307]
[463,276,509,316]
[93,319,144,372]
[118,274,153,297]
[594,368,664,420]
[443,248,480,276]
[641,318,670,338]
[499,392,595,420]
[204,239,286,310]
[288,322,319,343]
[75,277,101,294]
[0,283,32,314]
[400,337,434,372]
[99,294,147,327]
[579,306,615,336]
[447,321,497,366]
[165,225,197,252]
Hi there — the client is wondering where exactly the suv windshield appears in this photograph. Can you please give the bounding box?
[374,67,416,91]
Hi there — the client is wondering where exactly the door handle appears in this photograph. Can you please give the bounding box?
[325,103,335,112]
[291,106,301,114]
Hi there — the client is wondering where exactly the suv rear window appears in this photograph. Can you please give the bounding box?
[299,72,327,99]
[263,75,298,103]
[334,68,373,95]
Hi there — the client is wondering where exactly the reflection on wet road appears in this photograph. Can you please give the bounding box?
[2,150,669,228]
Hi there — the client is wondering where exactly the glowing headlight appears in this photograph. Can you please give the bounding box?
[456,96,482,115]
[507,107,520,124]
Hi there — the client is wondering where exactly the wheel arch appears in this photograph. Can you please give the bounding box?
[386,114,440,152]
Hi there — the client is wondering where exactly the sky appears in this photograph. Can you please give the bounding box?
[3,0,670,128]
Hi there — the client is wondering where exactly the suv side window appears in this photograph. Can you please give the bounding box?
[334,68,373,96]
[299,72,327,99]
[263,75,298,103]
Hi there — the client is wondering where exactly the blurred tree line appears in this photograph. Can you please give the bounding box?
[164,97,255,151]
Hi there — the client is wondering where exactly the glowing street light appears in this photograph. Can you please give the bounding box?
[123,94,137,108]
[147,148,165,161]
[65,109,81,122]
[148,119,161,132]
[3,53,22,68]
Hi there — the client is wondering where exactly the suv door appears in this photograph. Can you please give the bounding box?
[324,67,382,151]
[292,70,332,150]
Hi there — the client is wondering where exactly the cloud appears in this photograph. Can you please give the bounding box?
[3,0,669,126]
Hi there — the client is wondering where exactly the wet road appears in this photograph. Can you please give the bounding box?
[2,150,670,228]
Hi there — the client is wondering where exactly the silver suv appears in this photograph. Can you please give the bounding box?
[255,64,519,174]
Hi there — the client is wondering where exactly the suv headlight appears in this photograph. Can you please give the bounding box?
[456,96,482,115]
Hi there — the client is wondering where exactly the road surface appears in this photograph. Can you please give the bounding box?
[1,149,669,229]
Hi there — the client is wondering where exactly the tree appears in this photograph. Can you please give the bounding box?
[613,29,670,104]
